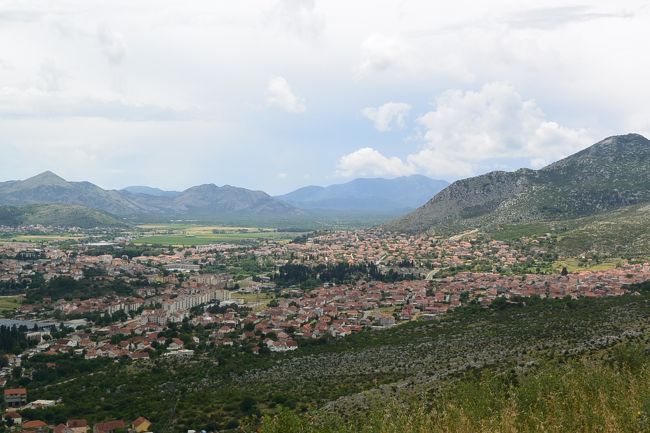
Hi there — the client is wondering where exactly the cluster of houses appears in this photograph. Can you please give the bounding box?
[228,229,540,270]
[2,387,152,433]
[435,264,650,304]
[201,263,650,351]
[20,317,193,360]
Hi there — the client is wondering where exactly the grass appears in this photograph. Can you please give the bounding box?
[553,258,625,273]
[236,292,275,312]
[0,295,23,313]
[254,343,650,433]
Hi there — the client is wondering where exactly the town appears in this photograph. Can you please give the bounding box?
[0,224,649,432]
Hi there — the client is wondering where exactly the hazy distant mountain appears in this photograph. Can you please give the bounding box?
[277,175,449,213]
[389,134,650,233]
[0,171,303,219]
[121,186,180,197]
[171,184,299,216]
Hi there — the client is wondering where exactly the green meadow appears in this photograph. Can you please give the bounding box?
[0,295,23,314]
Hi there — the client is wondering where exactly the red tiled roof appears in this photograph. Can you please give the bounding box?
[23,420,47,429]
[94,420,125,432]
[68,419,88,428]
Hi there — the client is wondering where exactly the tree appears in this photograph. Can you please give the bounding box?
[240,396,258,414]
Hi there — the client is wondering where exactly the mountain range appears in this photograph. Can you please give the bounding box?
[276,175,449,214]
[389,133,650,233]
[0,172,449,225]
[0,171,300,221]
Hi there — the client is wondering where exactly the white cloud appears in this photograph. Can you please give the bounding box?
[265,0,324,39]
[339,82,594,179]
[413,82,593,169]
[361,102,411,131]
[97,26,127,66]
[357,33,412,75]
[336,147,414,178]
[507,5,634,30]
[0,86,192,121]
[37,61,66,92]
[266,76,306,113]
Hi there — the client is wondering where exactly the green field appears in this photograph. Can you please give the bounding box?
[0,295,23,313]
[133,224,304,246]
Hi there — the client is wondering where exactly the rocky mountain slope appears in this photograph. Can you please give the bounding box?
[278,175,449,213]
[389,134,650,233]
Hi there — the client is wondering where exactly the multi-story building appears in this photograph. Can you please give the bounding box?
[4,388,27,407]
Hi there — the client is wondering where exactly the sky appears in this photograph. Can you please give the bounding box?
[0,0,649,195]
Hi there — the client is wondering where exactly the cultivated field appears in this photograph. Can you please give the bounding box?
[133,224,303,246]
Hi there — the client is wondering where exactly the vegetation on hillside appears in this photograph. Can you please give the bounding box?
[255,343,650,433]
[490,203,650,256]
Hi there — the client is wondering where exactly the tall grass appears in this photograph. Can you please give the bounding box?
[254,343,650,433]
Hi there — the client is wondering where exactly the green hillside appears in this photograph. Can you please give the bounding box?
[0,204,126,228]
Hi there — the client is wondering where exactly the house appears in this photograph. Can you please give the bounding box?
[167,338,184,351]
[93,420,125,433]
[5,411,22,425]
[4,387,27,407]
[377,314,395,327]
[131,417,151,433]
[22,420,48,433]
[67,419,88,433]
